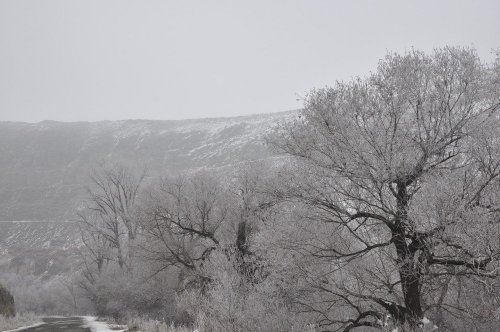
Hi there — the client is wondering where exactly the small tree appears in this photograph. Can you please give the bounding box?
[270,47,500,330]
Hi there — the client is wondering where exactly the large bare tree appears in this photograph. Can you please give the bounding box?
[269,47,500,330]
[78,163,146,275]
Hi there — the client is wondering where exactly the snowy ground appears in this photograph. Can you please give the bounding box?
[83,316,128,332]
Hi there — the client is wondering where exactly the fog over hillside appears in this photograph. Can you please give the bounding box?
[0,111,295,221]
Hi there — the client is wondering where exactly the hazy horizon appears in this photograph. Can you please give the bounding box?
[1,0,499,122]
[0,108,297,124]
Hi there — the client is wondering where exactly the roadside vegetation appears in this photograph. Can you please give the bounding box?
[0,312,41,331]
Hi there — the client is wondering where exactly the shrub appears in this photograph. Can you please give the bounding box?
[0,283,15,318]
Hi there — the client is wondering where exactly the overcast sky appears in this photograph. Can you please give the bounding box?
[1,0,499,122]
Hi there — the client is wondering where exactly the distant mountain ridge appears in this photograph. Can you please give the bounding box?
[0,111,296,221]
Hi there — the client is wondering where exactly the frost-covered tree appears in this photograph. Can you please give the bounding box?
[77,163,146,314]
[270,47,500,330]
[78,163,146,273]
[140,168,269,290]
[140,173,229,290]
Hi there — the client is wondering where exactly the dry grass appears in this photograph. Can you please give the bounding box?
[0,312,42,331]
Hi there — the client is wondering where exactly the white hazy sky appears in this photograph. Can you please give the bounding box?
[1,0,499,122]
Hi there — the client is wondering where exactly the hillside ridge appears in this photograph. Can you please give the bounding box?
[0,111,296,221]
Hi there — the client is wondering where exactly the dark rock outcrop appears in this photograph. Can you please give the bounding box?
[0,283,15,317]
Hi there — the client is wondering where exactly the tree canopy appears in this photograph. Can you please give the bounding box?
[270,47,500,330]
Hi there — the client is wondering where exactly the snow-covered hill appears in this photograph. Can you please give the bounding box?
[0,111,296,221]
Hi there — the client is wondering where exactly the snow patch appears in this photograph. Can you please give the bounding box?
[421,317,438,331]
[83,316,127,332]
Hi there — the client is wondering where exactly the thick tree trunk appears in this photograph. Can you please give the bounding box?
[394,181,423,325]
[398,249,423,322]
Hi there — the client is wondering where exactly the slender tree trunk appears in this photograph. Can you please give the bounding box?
[117,242,125,269]
[236,221,248,256]
[127,232,135,275]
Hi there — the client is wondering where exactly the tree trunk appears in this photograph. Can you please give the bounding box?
[236,221,248,256]
[127,233,135,275]
[398,247,423,323]
[117,243,125,269]
[394,181,423,325]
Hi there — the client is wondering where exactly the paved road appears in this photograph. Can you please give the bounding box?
[15,317,91,332]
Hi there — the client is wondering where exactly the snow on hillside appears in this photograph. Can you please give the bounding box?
[0,111,297,221]
[0,221,81,277]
